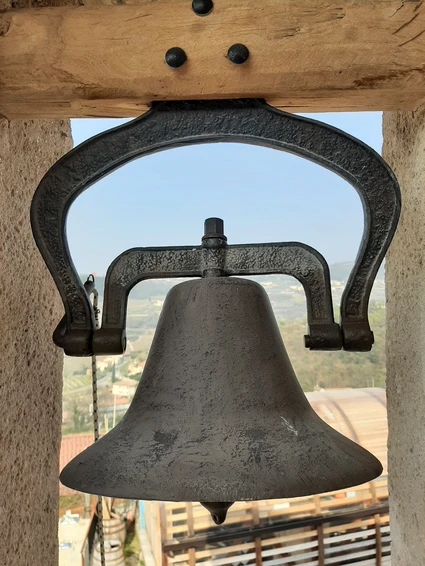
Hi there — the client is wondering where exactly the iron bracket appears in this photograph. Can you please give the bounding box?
[31,99,400,356]
[92,240,340,355]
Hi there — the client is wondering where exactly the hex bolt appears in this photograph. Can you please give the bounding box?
[192,0,213,15]
[204,217,225,238]
[227,43,250,65]
[165,47,187,68]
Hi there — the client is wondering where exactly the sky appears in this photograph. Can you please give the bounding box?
[69,112,382,275]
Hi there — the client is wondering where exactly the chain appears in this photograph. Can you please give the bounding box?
[87,276,106,566]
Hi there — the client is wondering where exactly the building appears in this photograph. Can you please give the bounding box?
[112,379,137,398]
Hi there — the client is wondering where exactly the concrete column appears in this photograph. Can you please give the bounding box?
[0,119,71,565]
[383,108,425,565]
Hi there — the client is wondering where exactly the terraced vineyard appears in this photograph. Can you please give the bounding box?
[63,373,93,393]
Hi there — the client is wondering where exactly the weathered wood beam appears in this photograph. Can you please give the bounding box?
[1,0,425,119]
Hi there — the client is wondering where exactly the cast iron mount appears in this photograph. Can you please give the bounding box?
[30,100,400,357]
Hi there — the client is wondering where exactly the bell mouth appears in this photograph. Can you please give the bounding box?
[60,416,383,503]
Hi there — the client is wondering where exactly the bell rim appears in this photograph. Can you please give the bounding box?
[59,426,383,501]
[60,459,383,502]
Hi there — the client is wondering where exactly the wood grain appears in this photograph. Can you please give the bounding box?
[1,0,425,118]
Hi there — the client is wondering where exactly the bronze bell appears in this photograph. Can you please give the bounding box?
[29,100,398,526]
[60,274,382,524]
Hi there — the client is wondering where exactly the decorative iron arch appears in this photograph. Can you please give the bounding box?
[31,99,400,355]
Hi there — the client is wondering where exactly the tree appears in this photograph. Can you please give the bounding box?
[71,400,85,432]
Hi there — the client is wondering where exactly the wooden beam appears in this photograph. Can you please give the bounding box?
[1,0,425,119]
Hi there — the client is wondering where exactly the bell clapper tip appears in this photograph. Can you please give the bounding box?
[200,501,234,525]
[212,513,224,525]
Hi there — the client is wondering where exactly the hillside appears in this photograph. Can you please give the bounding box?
[80,261,385,337]
[83,261,384,301]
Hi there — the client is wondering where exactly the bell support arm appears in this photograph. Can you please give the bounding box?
[30,99,400,355]
[96,246,203,355]
[225,243,341,351]
[97,241,340,355]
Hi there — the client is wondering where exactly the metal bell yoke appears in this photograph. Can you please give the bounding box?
[30,99,400,358]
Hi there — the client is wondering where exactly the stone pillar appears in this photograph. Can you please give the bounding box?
[0,119,71,565]
[383,108,425,565]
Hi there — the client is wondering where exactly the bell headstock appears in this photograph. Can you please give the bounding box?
[31,99,400,356]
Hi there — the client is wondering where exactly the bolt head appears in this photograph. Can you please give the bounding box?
[192,0,213,15]
[227,43,250,65]
[165,47,187,68]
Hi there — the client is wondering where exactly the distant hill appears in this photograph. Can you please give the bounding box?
[330,261,385,282]
[81,261,385,302]
[75,261,385,331]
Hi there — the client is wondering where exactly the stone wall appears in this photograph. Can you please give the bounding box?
[0,119,71,565]
[383,108,425,565]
